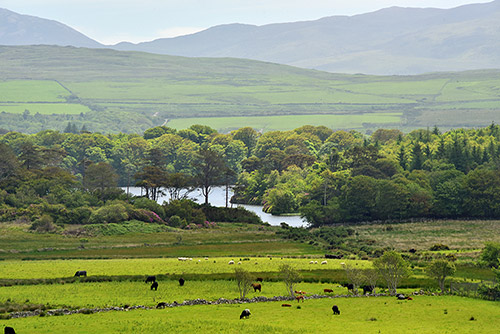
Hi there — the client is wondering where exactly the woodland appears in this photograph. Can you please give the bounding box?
[1,123,500,229]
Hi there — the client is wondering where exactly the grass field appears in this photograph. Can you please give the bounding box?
[166,113,403,132]
[0,258,370,280]
[355,220,500,251]
[0,46,499,133]
[1,296,498,333]
[0,217,499,333]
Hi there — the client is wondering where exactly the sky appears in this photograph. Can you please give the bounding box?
[0,0,494,44]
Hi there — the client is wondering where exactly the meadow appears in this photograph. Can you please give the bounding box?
[166,113,403,133]
[0,218,499,333]
[1,46,500,133]
[1,296,498,333]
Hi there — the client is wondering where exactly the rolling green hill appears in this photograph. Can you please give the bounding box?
[0,45,499,134]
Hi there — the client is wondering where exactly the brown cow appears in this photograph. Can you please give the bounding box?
[251,283,261,292]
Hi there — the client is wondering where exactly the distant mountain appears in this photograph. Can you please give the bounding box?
[112,0,500,75]
[0,8,102,48]
[2,2,500,75]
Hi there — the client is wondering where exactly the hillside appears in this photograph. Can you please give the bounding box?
[113,1,500,75]
[0,45,499,134]
[0,8,102,48]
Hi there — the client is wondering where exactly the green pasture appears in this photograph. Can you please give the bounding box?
[1,296,499,333]
[0,222,323,260]
[0,80,68,102]
[0,258,370,280]
[355,220,500,251]
[0,281,353,308]
[166,113,403,133]
[0,103,90,115]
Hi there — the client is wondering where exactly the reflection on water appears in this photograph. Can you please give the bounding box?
[124,187,307,228]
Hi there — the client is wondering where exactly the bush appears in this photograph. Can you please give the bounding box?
[29,214,57,233]
[132,197,166,219]
[168,215,184,228]
[201,205,262,224]
[479,242,500,268]
[89,203,128,224]
[163,199,206,225]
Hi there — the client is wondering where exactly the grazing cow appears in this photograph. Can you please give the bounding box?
[74,270,87,277]
[343,283,354,292]
[4,327,16,334]
[321,260,328,265]
[325,254,343,259]
[179,277,185,286]
[324,288,334,293]
[145,275,156,283]
[240,309,251,319]
[332,305,340,315]
[251,283,261,292]
[295,295,304,302]
[151,282,158,291]
[156,302,167,309]
[281,304,292,307]
[228,260,235,265]
[256,277,263,282]
[362,285,374,295]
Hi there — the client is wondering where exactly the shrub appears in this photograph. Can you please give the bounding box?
[132,197,166,219]
[479,242,500,268]
[201,205,262,224]
[29,214,57,233]
[168,215,184,228]
[163,199,206,225]
[89,203,128,224]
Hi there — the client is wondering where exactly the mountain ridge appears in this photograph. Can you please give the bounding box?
[2,2,500,74]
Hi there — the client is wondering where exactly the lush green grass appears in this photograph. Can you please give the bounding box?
[0,103,90,115]
[0,281,352,308]
[1,296,498,333]
[0,258,370,280]
[0,80,69,102]
[166,113,403,133]
[0,46,500,133]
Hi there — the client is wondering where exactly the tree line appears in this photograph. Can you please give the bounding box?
[1,123,500,227]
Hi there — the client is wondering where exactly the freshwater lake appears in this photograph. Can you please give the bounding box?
[125,186,307,227]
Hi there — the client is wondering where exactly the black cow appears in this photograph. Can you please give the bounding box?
[240,309,251,319]
[179,277,185,286]
[151,282,158,291]
[325,254,343,259]
[4,327,16,334]
[145,275,156,283]
[74,270,87,277]
[156,302,167,309]
[332,305,340,315]
[362,285,374,294]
